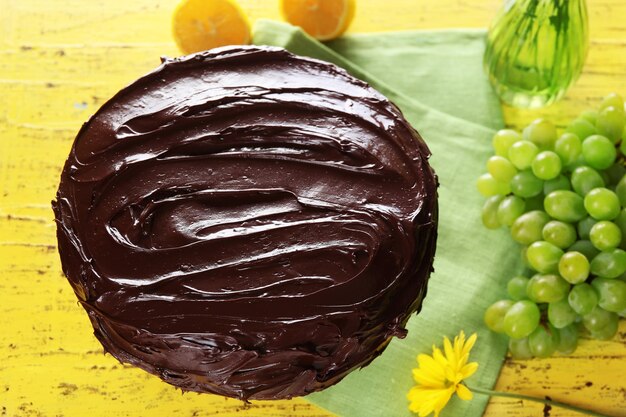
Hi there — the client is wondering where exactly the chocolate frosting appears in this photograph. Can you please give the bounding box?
[53,45,438,400]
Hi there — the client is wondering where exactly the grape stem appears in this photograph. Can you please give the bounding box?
[466,385,614,417]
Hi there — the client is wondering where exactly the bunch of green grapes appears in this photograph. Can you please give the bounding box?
[479,93,626,359]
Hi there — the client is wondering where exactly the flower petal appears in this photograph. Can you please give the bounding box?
[454,331,465,359]
[461,361,479,379]
[457,352,469,368]
[412,387,453,417]
[432,347,448,369]
[408,386,443,417]
[456,384,473,401]
[444,366,458,383]
[443,335,455,362]
[419,400,436,417]
[433,386,455,415]
[408,387,428,413]
[419,398,438,417]
[462,333,478,357]
[408,399,421,413]
[413,368,445,387]
[407,386,431,403]
[417,354,446,380]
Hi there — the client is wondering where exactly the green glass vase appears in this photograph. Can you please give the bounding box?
[484,0,589,108]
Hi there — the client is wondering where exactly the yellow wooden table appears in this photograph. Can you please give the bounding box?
[1,1,625,416]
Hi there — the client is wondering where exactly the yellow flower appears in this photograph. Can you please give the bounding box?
[407,331,479,417]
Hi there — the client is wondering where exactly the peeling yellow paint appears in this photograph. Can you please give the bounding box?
[1,1,625,416]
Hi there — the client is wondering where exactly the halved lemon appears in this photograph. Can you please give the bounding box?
[172,0,251,55]
[280,0,356,41]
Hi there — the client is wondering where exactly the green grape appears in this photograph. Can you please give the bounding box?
[577,216,598,240]
[568,283,599,316]
[590,249,626,278]
[503,300,541,339]
[511,211,551,245]
[525,195,545,211]
[556,324,579,354]
[493,129,522,157]
[548,299,578,328]
[526,242,564,274]
[568,240,600,261]
[599,92,624,111]
[484,299,515,333]
[615,175,626,207]
[558,251,590,284]
[584,187,620,220]
[554,133,582,167]
[480,104,626,354]
[477,173,511,197]
[531,151,562,180]
[565,118,597,141]
[497,196,526,227]
[582,306,616,332]
[508,276,530,300]
[589,221,622,251]
[487,155,518,182]
[542,221,577,249]
[604,163,626,186]
[509,337,533,359]
[482,195,505,229]
[571,166,605,196]
[544,190,586,222]
[526,119,557,149]
[596,106,625,143]
[613,209,626,249]
[581,135,617,170]
[510,171,543,198]
[528,325,559,358]
[543,175,571,194]
[590,315,619,340]
[591,277,626,313]
[526,273,569,302]
[509,141,540,170]
[580,110,599,125]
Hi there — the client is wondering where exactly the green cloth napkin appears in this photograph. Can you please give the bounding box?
[253,20,519,417]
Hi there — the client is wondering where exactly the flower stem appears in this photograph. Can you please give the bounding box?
[466,385,614,417]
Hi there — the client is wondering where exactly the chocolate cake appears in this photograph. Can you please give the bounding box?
[52,45,438,400]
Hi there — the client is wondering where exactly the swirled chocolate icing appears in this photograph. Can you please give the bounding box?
[53,45,438,400]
